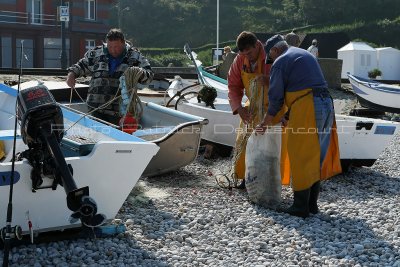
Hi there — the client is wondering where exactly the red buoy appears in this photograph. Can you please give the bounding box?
[119,113,138,134]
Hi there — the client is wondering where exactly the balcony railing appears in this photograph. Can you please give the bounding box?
[0,10,59,26]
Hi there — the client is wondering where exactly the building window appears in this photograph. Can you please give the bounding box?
[84,0,96,20]
[43,38,70,68]
[361,54,371,67]
[26,0,43,24]
[16,39,34,68]
[85,40,96,51]
[1,37,12,68]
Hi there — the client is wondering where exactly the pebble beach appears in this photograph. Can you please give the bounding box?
[1,75,400,266]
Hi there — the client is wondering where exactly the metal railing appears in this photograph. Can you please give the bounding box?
[0,10,58,26]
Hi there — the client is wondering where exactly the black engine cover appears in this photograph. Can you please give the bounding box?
[17,85,64,145]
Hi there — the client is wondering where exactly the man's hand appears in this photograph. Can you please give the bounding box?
[255,74,268,86]
[66,72,76,89]
[255,114,274,134]
[280,117,288,127]
[237,106,252,124]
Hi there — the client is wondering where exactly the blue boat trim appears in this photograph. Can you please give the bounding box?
[0,83,146,143]
[93,224,127,237]
[0,130,21,140]
[61,107,146,142]
[370,85,400,94]
[0,83,18,97]
[351,84,367,95]
[374,125,396,135]
[0,171,21,186]
[199,67,228,85]
[349,74,400,94]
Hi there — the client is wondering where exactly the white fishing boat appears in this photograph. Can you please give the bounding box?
[136,87,170,106]
[136,75,171,105]
[16,77,172,106]
[0,83,159,235]
[347,73,400,113]
[13,80,89,102]
[66,101,208,177]
[168,47,400,169]
[16,80,208,177]
[168,76,237,147]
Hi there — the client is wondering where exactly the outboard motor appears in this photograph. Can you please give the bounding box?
[17,85,106,227]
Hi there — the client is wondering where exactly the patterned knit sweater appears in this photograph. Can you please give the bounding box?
[67,43,153,112]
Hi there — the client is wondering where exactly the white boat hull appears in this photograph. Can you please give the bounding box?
[0,142,157,233]
[0,84,159,233]
[136,93,170,106]
[17,80,207,178]
[176,99,239,147]
[334,114,398,165]
[131,102,207,177]
[348,74,400,113]
[64,101,207,177]
[168,76,400,167]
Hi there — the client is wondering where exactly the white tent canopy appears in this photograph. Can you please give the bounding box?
[376,47,400,80]
[337,42,377,79]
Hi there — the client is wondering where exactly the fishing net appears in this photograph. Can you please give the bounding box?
[119,66,145,120]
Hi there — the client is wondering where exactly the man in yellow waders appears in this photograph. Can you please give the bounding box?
[0,141,5,160]
[227,31,287,188]
[259,35,341,218]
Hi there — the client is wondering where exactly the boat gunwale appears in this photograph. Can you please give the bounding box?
[348,74,400,95]
[0,83,148,143]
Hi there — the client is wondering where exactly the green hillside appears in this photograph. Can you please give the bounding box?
[109,0,400,65]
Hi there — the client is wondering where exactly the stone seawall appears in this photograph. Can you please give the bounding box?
[319,58,343,89]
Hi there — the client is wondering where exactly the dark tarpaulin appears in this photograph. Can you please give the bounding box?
[254,32,350,59]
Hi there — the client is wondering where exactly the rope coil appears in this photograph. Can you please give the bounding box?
[64,67,145,134]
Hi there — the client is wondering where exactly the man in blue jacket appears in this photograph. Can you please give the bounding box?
[66,28,153,124]
[258,35,341,218]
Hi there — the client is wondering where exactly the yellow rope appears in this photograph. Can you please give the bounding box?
[64,67,144,134]
[230,77,265,187]
[121,67,145,120]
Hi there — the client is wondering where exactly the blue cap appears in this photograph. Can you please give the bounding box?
[264,34,284,64]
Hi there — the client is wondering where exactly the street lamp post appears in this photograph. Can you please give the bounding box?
[60,0,67,69]
[118,6,130,30]
[212,0,220,65]
[216,0,219,64]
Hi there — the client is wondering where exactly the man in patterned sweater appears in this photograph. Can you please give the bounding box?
[66,28,153,124]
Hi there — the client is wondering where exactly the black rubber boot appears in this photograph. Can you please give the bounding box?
[309,181,320,214]
[285,188,311,218]
[236,179,246,189]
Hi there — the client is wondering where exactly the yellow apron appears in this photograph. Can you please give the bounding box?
[0,141,5,160]
[284,89,342,191]
[232,56,288,181]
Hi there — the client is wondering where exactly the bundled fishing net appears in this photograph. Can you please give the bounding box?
[230,78,265,185]
[118,67,146,133]
[245,125,282,209]
[119,66,145,120]
[215,77,264,188]
[197,85,217,109]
